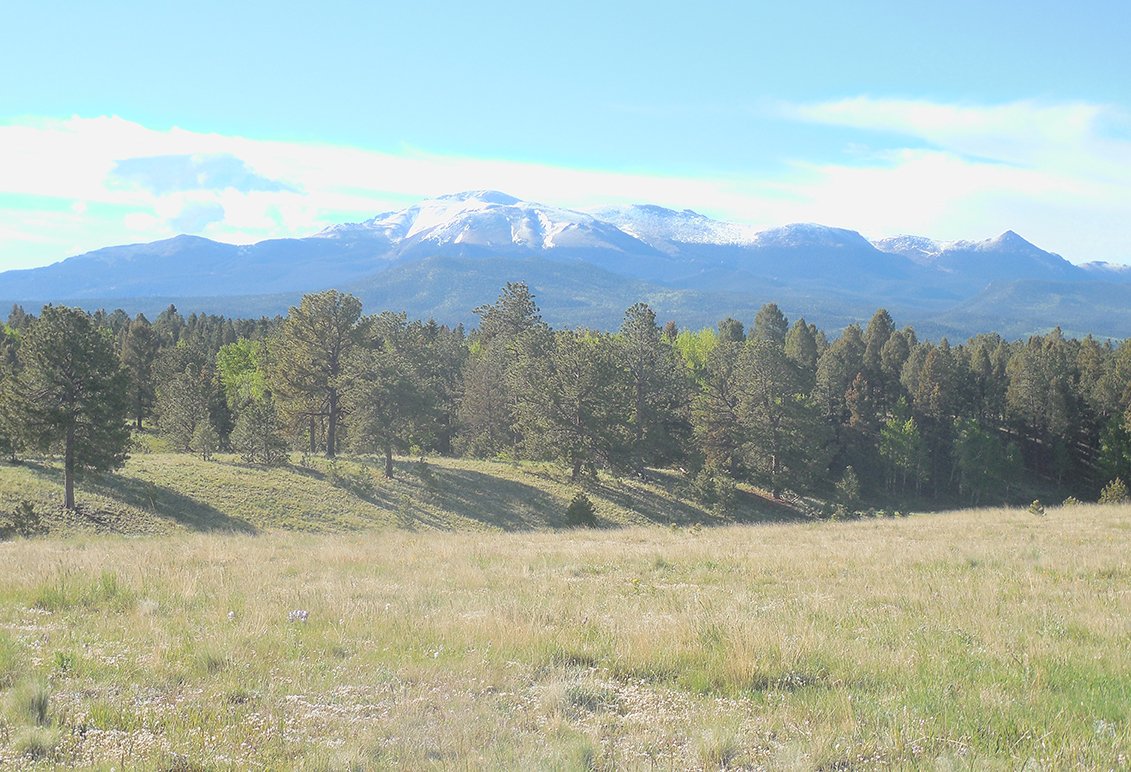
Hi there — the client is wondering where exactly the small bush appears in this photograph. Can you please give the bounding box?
[565,493,597,528]
[1061,495,1082,507]
[1098,477,1128,504]
[192,421,219,461]
[691,467,737,513]
[835,465,861,508]
[1028,500,1045,516]
[328,464,376,498]
[0,499,45,539]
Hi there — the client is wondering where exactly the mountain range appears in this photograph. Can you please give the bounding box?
[2,189,1129,339]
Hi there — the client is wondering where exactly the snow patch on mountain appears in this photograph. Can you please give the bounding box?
[594,204,759,249]
[751,223,875,251]
[872,235,942,263]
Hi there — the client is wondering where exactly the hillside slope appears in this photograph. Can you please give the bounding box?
[0,453,797,538]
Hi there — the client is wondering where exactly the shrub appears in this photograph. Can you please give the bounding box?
[0,500,44,539]
[691,467,737,513]
[565,493,597,528]
[1098,477,1128,504]
[192,421,219,461]
[1028,500,1045,516]
[1061,495,1082,507]
[835,465,861,508]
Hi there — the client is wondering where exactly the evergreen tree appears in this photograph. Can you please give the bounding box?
[735,337,826,496]
[751,303,789,346]
[230,396,288,465]
[13,306,129,509]
[693,335,745,477]
[156,367,212,452]
[6,304,31,331]
[350,312,430,478]
[120,314,160,430]
[513,330,629,480]
[459,284,549,456]
[784,318,819,388]
[269,290,366,457]
[863,309,895,375]
[717,317,745,343]
[153,304,185,346]
[617,303,691,473]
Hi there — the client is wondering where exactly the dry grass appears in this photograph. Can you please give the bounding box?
[0,502,1128,768]
[0,451,791,537]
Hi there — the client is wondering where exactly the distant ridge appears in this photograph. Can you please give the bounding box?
[1,190,1128,339]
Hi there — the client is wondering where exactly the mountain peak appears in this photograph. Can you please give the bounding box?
[436,190,521,206]
[993,230,1031,248]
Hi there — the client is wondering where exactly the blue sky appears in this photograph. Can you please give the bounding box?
[1,0,1129,268]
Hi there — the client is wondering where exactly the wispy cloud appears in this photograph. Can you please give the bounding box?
[111,153,296,195]
[773,97,1131,259]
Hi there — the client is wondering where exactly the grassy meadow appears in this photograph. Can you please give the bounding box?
[0,453,1128,768]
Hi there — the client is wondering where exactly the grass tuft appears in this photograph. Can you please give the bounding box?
[7,679,51,727]
[11,725,59,760]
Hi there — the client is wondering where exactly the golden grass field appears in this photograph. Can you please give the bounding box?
[0,453,1128,768]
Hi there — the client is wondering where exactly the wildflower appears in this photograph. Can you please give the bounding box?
[288,609,309,623]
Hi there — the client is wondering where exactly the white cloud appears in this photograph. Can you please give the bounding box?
[0,103,1129,269]
[0,115,780,268]
[770,97,1131,260]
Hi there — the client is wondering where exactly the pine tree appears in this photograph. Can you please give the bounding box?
[693,336,745,477]
[269,290,366,458]
[14,306,130,509]
[156,368,213,452]
[230,397,288,465]
[617,303,691,473]
[735,337,826,496]
[350,312,430,478]
[459,284,550,457]
[119,314,160,430]
[513,330,629,480]
[751,303,789,346]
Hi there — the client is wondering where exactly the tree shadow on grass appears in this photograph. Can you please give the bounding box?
[23,461,257,534]
[356,462,566,531]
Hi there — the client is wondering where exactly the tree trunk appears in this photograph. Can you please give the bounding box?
[326,389,338,458]
[384,442,394,479]
[64,424,76,510]
[571,456,583,481]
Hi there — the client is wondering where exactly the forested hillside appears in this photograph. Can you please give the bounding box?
[2,283,1129,521]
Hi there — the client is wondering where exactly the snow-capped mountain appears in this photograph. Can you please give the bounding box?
[321,190,650,256]
[875,230,1079,286]
[1,189,1128,338]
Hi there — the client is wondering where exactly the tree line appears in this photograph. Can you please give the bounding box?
[3,284,1130,512]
